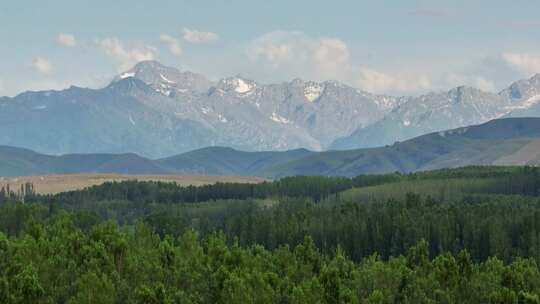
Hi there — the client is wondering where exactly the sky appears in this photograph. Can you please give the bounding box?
[1,0,540,97]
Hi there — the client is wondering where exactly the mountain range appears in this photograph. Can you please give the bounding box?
[332,74,540,150]
[3,60,539,157]
[2,118,540,178]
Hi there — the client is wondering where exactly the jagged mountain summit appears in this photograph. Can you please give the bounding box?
[0,60,540,157]
[0,61,398,157]
[117,60,213,96]
[331,75,540,150]
[503,74,540,118]
[125,61,399,150]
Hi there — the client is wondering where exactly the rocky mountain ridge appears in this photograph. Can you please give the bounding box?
[1,60,539,157]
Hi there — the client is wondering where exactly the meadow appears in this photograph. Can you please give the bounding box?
[0,173,265,194]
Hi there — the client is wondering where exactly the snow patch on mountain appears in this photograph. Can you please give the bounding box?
[508,94,540,110]
[156,83,172,96]
[218,77,256,96]
[374,96,401,110]
[235,78,253,93]
[270,112,291,124]
[120,72,135,79]
[304,83,323,102]
[218,114,228,123]
[159,73,175,84]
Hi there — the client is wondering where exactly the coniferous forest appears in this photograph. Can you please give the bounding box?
[1,166,540,303]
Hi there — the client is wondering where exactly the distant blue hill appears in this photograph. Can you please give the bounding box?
[1,118,540,178]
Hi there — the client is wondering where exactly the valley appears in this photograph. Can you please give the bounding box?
[2,117,540,178]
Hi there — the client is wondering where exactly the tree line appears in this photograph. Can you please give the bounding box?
[6,166,537,207]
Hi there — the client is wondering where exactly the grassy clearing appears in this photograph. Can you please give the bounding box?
[0,173,266,194]
[340,177,505,203]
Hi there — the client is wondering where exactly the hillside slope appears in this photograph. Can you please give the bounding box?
[158,147,314,175]
[0,146,172,176]
[272,118,540,177]
[1,118,540,178]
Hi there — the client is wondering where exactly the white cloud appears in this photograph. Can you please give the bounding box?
[159,34,182,56]
[356,68,432,93]
[250,43,292,67]
[313,38,351,78]
[502,52,540,76]
[247,31,432,94]
[473,77,496,92]
[31,57,54,74]
[57,33,77,47]
[97,37,156,71]
[443,72,497,92]
[248,31,351,80]
[182,28,219,45]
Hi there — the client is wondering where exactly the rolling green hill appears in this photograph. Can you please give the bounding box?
[259,118,540,177]
[158,147,314,175]
[0,146,172,176]
[1,118,540,178]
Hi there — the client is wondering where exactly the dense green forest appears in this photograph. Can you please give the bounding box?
[1,166,540,303]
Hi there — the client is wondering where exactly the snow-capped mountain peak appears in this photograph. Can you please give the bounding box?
[115,60,213,96]
[304,82,323,102]
[234,78,254,93]
[218,77,256,95]
[6,60,540,158]
[119,72,135,79]
[501,73,540,102]
[331,74,540,150]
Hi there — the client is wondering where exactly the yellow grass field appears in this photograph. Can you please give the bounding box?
[0,174,267,195]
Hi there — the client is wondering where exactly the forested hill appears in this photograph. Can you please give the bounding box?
[2,117,540,177]
[1,166,540,302]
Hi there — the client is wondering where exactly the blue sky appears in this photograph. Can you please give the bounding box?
[1,0,540,96]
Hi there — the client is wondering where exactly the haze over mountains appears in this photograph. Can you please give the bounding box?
[332,74,540,149]
[1,60,540,158]
[2,118,540,178]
